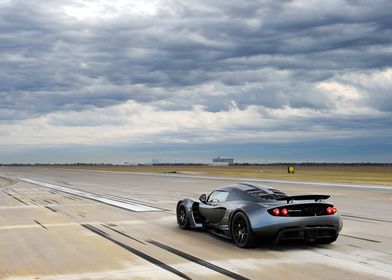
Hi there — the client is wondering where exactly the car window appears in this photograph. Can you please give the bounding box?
[208,191,229,203]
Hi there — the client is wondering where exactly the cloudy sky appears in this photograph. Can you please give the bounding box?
[0,0,391,163]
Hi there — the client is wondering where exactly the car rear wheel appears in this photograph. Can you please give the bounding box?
[231,212,255,248]
[177,203,189,229]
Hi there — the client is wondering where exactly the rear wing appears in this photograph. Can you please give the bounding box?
[277,195,330,203]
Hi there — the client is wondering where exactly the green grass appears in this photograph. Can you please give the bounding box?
[62,165,392,186]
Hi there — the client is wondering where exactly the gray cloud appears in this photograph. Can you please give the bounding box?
[0,0,391,149]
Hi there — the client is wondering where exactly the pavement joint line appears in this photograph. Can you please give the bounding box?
[19,177,163,212]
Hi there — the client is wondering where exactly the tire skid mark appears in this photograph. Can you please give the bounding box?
[51,199,60,204]
[30,199,39,206]
[341,214,392,224]
[34,220,47,229]
[0,176,16,187]
[102,224,145,245]
[4,191,29,205]
[13,196,28,205]
[82,224,191,280]
[341,234,381,243]
[83,224,109,236]
[43,199,52,204]
[45,206,57,212]
[342,217,376,224]
[148,240,250,280]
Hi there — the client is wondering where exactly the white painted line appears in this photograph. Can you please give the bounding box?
[19,178,162,212]
[63,169,392,191]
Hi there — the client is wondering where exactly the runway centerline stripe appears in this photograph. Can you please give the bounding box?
[82,224,191,280]
[148,240,250,280]
[19,178,162,212]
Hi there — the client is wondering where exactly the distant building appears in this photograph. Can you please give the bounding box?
[209,162,230,166]
[212,156,234,165]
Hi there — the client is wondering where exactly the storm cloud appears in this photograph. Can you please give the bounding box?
[0,0,391,161]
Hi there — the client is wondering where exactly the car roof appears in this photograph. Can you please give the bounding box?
[215,182,287,201]
[216,182,274,194]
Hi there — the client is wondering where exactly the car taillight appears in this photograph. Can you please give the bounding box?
[326,207,337,215]
[281,208,288,216]
[273,208,280,216]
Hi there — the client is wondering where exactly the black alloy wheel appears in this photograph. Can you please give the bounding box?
[231,212,255,248]
[177,203,189,229]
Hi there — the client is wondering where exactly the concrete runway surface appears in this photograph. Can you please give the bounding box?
[0,167,391,280]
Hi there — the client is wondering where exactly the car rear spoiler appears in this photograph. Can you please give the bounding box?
[277,195,330,203]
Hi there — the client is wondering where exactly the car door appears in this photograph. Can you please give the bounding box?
[199,190,229,224]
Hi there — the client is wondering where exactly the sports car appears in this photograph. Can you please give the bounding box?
[176,182,343,248]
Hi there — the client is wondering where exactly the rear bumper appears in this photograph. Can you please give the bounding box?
[249,211,343,240]
[276,225,337,241]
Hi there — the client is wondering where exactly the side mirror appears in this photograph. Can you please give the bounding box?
[199,194,207,203]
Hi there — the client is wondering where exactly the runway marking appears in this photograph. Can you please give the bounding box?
[98,192,165,209]
[63,169,392,191]
[148,240,250,280]
[19,178,163,212]
[341,234,381,243]
[82,224,191,280]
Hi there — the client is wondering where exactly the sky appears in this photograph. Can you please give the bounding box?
[0,0,391,163]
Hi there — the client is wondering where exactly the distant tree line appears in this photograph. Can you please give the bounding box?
[1,162,391,166]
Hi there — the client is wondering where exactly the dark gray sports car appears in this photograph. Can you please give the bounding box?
[176,182,343,248]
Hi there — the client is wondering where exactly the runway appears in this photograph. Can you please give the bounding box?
[0,166,391,280]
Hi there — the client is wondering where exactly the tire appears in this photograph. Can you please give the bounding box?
[177,203,189,229]
[230,212,255,248]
